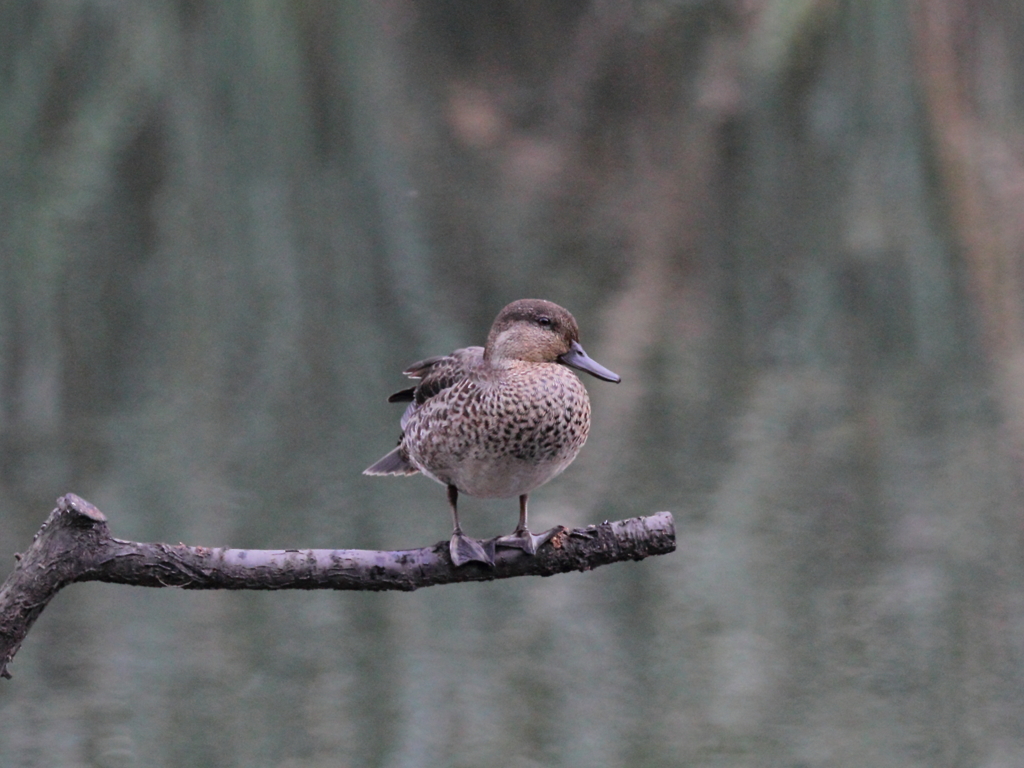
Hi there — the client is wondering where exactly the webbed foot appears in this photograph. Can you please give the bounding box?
[450,532,496,567]
[495,526,558,556]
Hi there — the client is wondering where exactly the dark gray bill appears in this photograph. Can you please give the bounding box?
[558,341,621,383]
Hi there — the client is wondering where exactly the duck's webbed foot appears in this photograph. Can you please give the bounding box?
[447,484,496,567]
[495,526,558,556]
[450,531,496,567]
[494,493,557,556]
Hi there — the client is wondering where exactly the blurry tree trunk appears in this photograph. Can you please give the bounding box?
[911,0,1024,452]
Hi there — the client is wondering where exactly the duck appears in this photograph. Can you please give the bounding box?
[364,299,621,566]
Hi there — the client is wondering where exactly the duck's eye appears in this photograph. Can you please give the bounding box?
[536,316,553,329]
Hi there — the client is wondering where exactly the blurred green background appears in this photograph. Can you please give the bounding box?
[4,1,1024,766]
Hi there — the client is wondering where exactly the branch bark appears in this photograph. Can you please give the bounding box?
[0,493,676,679]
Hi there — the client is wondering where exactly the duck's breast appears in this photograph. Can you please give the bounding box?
[403,363,591,498]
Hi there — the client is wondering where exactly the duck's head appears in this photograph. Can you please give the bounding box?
[484,299,621,383]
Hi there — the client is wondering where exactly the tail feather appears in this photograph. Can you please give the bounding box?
[363,446,419,476]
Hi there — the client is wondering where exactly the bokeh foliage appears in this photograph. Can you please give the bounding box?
[3,1,1024,766]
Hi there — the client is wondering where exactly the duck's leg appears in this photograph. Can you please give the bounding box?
[495,494,558,555]
[447,485,495,567]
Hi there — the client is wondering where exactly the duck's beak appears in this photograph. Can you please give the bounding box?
[558,341,621,383]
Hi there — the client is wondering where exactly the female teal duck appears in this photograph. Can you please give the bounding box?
[364,299,620,566]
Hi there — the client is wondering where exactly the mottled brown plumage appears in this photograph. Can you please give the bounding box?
[365,299,620,566]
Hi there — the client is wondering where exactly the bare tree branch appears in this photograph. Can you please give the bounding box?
[0,493,676,679]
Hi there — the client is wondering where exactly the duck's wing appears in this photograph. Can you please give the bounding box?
[385,346,484,431]
[367,348,484,477]
[388,346,484,404]
[386,355,447,403]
